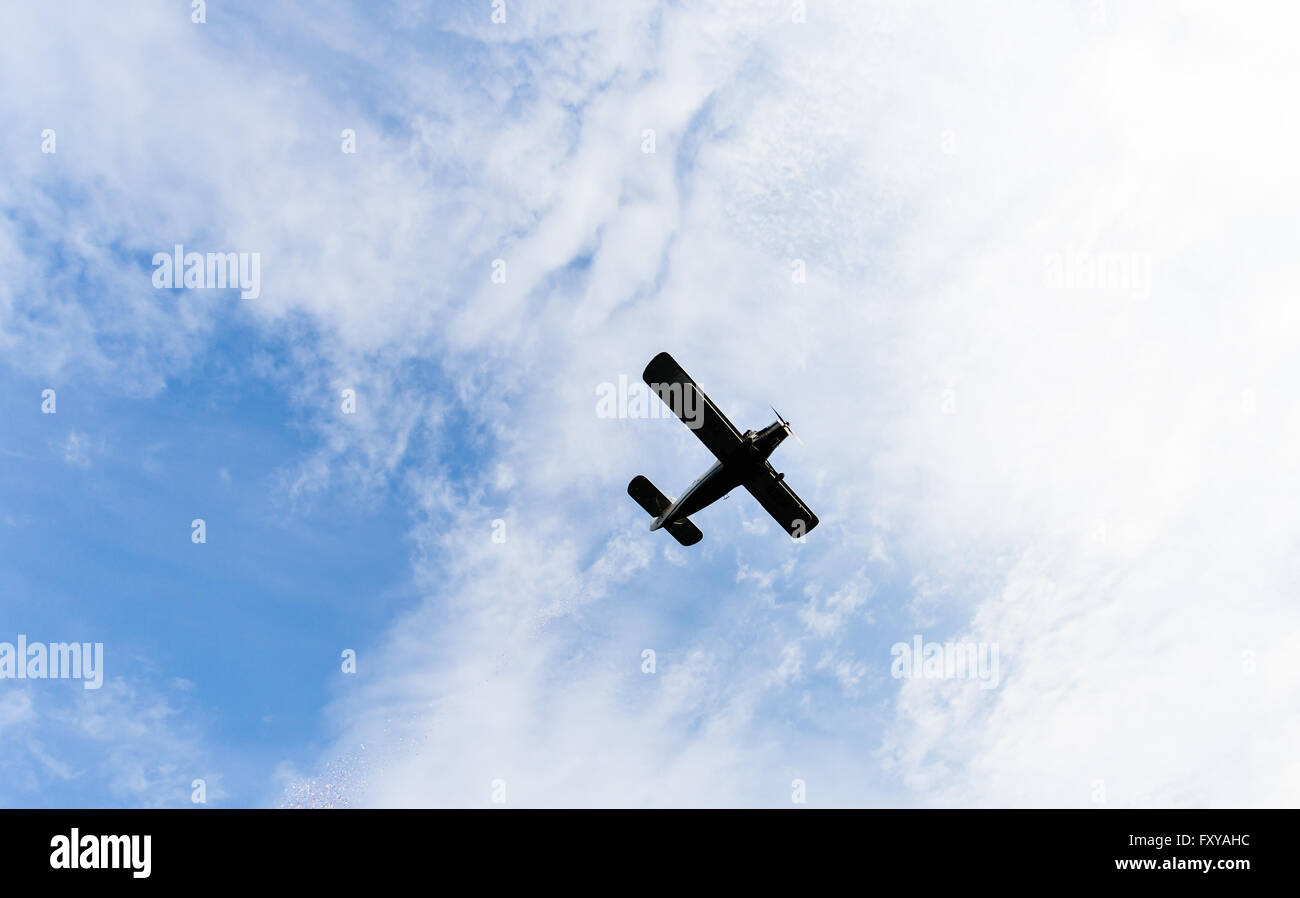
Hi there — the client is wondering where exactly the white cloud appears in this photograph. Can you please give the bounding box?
[59,430,98,467]
[1,678,217,807]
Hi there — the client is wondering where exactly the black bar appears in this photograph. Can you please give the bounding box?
[0,809,1286,885]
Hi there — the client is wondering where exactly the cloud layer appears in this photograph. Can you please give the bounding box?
[2,0,1297,807]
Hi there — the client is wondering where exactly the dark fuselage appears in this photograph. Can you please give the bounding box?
[650,421,788,530]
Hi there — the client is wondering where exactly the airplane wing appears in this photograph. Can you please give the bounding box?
[642,351,744,460]
[744,469,819,537]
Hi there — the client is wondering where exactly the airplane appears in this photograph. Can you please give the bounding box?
[628,351,819,546]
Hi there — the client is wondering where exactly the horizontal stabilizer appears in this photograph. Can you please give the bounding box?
[628,475,703,546]
[628,474,670,517]
[665,517,703,546]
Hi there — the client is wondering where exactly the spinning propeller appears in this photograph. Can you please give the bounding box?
[771,406,803,445]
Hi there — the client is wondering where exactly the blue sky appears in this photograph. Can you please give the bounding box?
[2,1,1299,807]
[0,314,419,805]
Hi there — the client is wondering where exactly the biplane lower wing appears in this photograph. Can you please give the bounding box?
[642,351,744,461]
[744,470,819,537]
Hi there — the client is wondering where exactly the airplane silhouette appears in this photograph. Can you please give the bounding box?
[628,352,819,546]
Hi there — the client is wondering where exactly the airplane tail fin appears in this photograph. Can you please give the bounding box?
[627,475,703,546]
